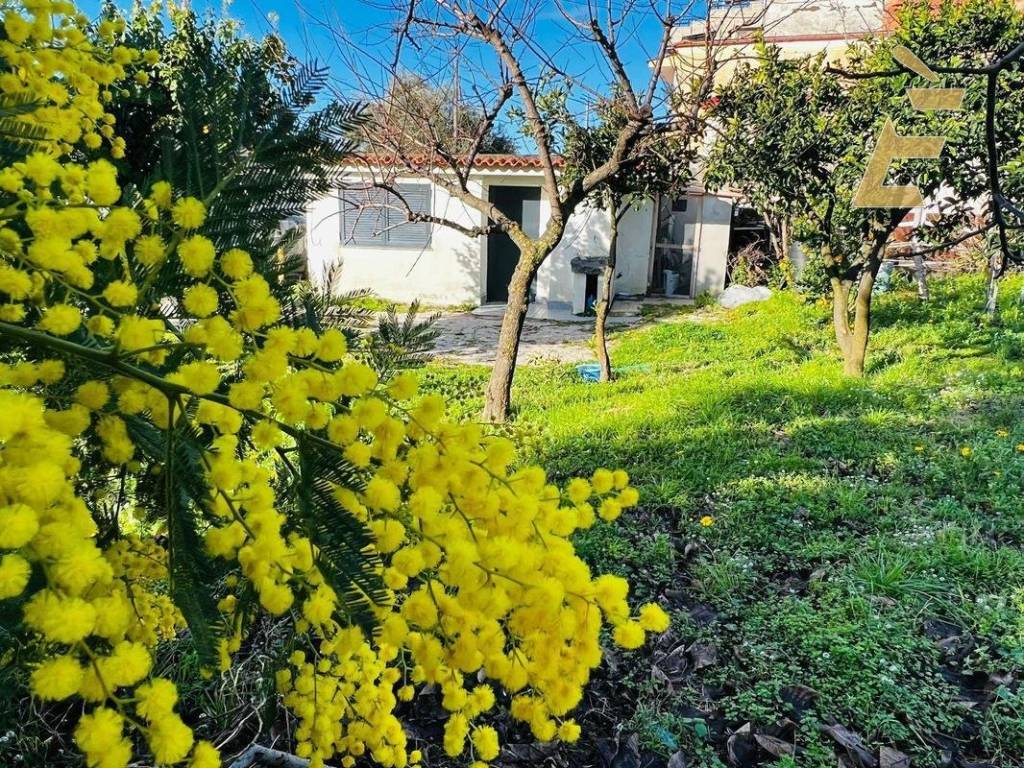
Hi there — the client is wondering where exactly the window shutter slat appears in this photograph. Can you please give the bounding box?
[339,182,432,248]
[341,188,387,246]
[387,184,432,247]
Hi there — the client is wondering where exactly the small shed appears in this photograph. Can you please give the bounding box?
[304,155,733,311]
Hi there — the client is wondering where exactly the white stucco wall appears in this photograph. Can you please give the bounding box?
[536,200,655,308]
[305,176,485,306]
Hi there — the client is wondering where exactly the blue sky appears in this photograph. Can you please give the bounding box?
[91,0,704,102]
[83,0,708,148]
[235,0,689,98]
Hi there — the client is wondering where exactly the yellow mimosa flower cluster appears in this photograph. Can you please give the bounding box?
[0,3,671,767]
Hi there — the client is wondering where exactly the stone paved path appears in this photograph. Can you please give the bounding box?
[431,312,639,364]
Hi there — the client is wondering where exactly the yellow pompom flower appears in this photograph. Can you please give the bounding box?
[75,708,129,766]
[598,498,622,522]
[75,380,110,410]
[591,468,615,494]
[134,234,167,267]
[3,13,30,44]
[258,580,294,615]
[388,371,419,401]
[171,361,220,394]
[37,303,81,335]
[20,152,62,186]
[116,315,166,352]
[593,574,629,612]
[557,720,581,743]
[316,328,348,362]
[24,590,97,643]
[85,159,120,205]
[171,197,207,230]
[638,603,671,632]
[397,684,415,702]
[370,518,406,552]
[189,741,221,768]
[107,641,153,686]
[0,553,30,599]
[135,678,179,721]
[150,181,173,208]
[100,208,142,244]
[0,503,39,548]
[327,414,359,445]
[178,235,216,277]
[343,441,372,467]
[617,486,640,507]
[0,264,32,298]
[220,248,253,279]
[183,284,218,317]
[471,726,500,761]
[102,279,138,307]
[612,621,646,650]
[567,478,591,505]
[31,655,85,701]
[147,713,195,765]
[228,380,263,410]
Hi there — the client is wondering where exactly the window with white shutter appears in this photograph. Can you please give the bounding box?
[339,183,433,248]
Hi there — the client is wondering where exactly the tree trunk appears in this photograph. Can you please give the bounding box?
[830,277,854,363]
[985,246,1000,319]
[830,260,883,377]
[845,263,880,376]
[482,250,540,422]
[913,251,929,301]
[781,218,796,289]
[595,204,623,382]
[827,215,900,378]
[765,214,785,265]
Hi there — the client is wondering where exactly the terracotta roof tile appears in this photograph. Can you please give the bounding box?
[470,154,564,168]
[346,153,562,170]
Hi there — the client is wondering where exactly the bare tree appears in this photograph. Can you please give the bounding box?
[320,0,788,421]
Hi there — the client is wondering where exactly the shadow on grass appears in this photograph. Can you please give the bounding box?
[503,277,1024,768]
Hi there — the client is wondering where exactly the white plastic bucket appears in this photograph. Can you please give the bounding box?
[663,270,679,295]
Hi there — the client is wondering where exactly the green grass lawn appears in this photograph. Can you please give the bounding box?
[423,274,1024,768]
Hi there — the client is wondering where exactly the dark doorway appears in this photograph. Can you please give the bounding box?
[486,185,541,302]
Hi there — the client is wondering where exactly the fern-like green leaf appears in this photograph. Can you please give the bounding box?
[293,438,386,636]
[126,414,224,667]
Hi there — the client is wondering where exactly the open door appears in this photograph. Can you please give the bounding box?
[486,186,541,303]
[650,194,699,297]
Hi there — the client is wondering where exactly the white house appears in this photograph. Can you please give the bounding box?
[304,155,733,313]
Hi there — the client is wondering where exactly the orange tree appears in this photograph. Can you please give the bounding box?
[706,0,1024,376]
[0,2,667,768]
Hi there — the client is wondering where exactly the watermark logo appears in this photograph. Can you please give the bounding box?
[853,47,965,209]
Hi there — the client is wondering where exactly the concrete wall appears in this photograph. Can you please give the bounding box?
[673,0,885,41]
[693,194,733,297]
[667,0,887,89]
